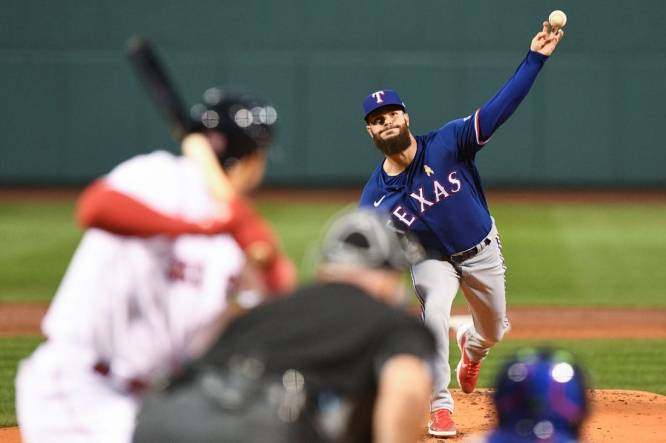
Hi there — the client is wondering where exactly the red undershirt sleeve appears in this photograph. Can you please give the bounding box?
[76,179,236,237]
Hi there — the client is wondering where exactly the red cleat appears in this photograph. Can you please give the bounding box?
[428,408,457,437]
[456,326,482,394]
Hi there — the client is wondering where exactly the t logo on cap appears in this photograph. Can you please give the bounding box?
[363,89,406,121]
[371,91,385,104]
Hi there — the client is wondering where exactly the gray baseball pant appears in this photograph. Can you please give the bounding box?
[411,222,509,413]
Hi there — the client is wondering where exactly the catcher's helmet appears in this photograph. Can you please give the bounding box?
[487,348,588,443]
[190,87,277,168]
[320,209,424,272]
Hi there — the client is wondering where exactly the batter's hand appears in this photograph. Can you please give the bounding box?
[530,21,564,56]
[262,254,297,295]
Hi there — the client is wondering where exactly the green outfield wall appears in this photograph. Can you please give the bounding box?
[1,0,664,186]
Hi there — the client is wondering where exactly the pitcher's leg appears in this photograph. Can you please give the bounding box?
[411,259,460,412]
[458,233,509,362]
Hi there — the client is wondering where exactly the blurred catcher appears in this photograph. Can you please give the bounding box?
[469,348,589,443]
[15,88,295,443]
[132,209,437,443]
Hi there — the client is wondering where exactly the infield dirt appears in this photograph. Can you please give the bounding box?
[2,303,665,338]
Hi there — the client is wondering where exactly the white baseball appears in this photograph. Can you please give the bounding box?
[548,10,567,29]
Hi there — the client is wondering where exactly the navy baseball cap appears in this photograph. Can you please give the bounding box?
[363,89,406,120]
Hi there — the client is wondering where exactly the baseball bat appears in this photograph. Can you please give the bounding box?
[126,36,191,141]
[126,36,234,202]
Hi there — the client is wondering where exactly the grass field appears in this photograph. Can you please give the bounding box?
[2,199,666,306]
[1,196,665,427]
[2,336,665,426]
[0,202,82,302]
[0,337,41,426]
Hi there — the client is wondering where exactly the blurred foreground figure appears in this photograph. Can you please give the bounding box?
[133,209,436,443]
[473,348,588,443]
[15,89,294,443]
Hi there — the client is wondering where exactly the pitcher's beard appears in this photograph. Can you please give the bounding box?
[372,125,411,156]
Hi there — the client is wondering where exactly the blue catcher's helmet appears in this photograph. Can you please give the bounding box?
[486,348,588,443]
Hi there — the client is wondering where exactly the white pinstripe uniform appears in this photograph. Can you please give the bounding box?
[16,151,245,443]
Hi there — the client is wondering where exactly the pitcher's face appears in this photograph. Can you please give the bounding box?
[366,107,412,155]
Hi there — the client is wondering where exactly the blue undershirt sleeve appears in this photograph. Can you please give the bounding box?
[476,50,548,143]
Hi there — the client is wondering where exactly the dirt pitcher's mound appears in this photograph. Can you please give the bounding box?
[0,427,20,443]
[419,389,666,443]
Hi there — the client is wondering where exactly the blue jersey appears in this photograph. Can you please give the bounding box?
[360,51,548,256]
[360,113,491,255]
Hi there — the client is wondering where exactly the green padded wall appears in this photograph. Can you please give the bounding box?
[1,0,664,186]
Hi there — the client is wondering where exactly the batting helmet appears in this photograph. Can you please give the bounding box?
[190,88,277,168]
[487,348,588,443]
[320,209,424,272]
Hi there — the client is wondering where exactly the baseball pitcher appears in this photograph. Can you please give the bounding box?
[358,22,565,436]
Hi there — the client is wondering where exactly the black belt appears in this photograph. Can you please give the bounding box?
[449,238,492,263]
[427,237,492,264]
